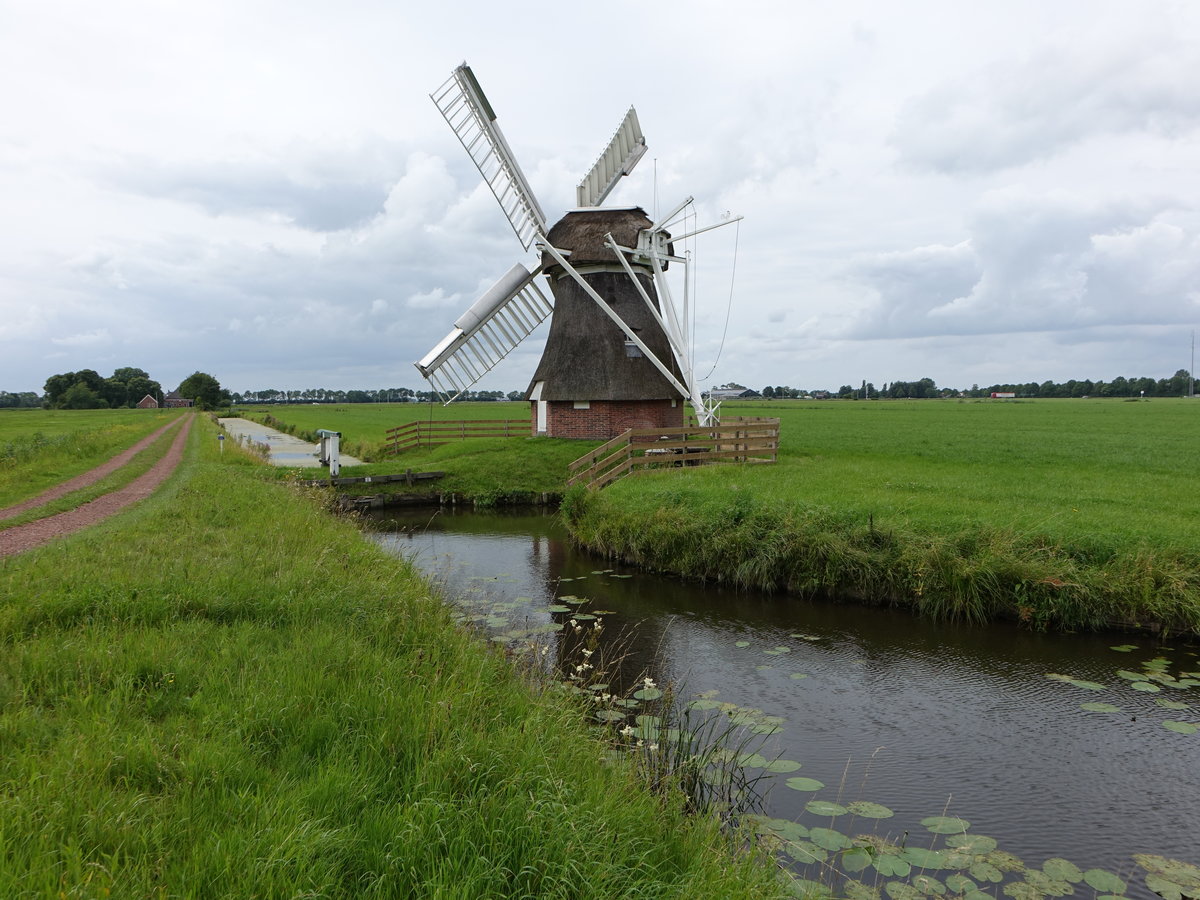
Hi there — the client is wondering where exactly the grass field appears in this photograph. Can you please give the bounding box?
[564,398,1200,633]
[0,415,782,898]
[0,408,182,509]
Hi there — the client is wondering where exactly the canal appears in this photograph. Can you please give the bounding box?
[365,507,1199,897]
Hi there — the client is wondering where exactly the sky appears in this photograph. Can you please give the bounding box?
[2,0,1198,397]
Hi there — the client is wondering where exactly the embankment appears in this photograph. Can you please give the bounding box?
[0,416,782,898]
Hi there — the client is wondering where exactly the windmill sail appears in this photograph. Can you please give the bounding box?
[431,65,547,250]
[415,263,552,401]
[576,107,647,208]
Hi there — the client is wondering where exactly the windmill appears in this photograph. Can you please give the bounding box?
[415,63,739,439]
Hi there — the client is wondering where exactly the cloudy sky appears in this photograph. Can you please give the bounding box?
[2,1,1198,396]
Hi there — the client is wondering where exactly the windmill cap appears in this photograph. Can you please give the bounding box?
[542,207,671,270]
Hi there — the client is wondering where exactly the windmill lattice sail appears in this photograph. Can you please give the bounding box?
[416,264,553,401]
[431,65,547,251]
[576,107,647,208]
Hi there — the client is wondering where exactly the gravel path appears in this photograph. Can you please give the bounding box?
[0,415,194,559]
[0,416,185,522]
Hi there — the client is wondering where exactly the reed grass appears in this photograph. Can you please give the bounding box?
[0,416,783,897]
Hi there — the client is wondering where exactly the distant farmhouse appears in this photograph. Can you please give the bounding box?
[705,387,761,401]
[164,390,194,408]
[137,394,159,409]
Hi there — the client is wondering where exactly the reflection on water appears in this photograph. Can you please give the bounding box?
[366,507,1200,891]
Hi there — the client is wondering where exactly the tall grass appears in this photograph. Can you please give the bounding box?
[562,399,1200,634]
[0,417,783,897]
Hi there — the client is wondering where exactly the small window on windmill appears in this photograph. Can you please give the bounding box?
[573,401,591,409]
[624,339,643,358]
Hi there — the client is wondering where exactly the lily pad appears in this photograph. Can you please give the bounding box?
[1156,699,1191,710]
[904,846,949,869]
[734,640,751,648]
[1080,702,1122,712]
[789,878,832,898]
[912,875,947,896]
[1111,644,1138,652]
[843,879,881,900]
[1002,882,1044,900]
[688,698,721,711]
[1162,720,1198,734]
[632,687,663,701]
[594,709,626,723]
[737,752,770,769]
[846,800,895,819]
[1116,670,1146,681]
[785,841,828,865]
[946,875,978,894]
[887,882,925,900]
[785,776,825,792]
[546,604,572,613]
[875,856,913,878]
[1083,869,1126,894]
[763,758,802,773]
[986,850,1026,873]
[805,800,848,816]
[1024,869,1075,896]
[842,848,874,874]
[947,833,998,854]
[752,816,809,842]
[970,861,1004,883]
[810,826,851,851]
[790,672,810,680]
[1042,859,1083,883]
[922,816,971,835]
[1131,681,1161,693]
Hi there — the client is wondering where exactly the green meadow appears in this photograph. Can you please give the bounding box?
[564,398,1200,633]
[0,416,781,898]
[0,408,182,509]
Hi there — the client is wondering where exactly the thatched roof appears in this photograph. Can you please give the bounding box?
[527,269,683,402]
[541,207,670,270]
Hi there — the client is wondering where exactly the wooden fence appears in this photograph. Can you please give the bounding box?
[384,419,527,455]
[567,417,779,491]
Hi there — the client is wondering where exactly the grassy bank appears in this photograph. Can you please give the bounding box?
[0,417,781,897]
[0,409,181,508]
[562,399,1200,635]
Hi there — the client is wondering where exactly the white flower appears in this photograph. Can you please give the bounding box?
[581,649,593,658]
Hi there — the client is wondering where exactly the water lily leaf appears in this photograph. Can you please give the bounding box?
[843,879,881,900]
[737,752,770,769]
[1156,698,1190,710]
[912,875,947,896]
[594,610,617,615]
[1144,875,1189,900]
[1116,670,1145,681]
[1163,720,1198,734]
[594,709,626,723]
[1003,882,1044,900]
[789,878,832,898]
[546,604,572,613]
[613,698,641,708]
[751,722,784,735]
[1131,681,1161,693]
[791,633,823,641]
[965,892,997,900]
[1067,679,1106,691]
[755,665,774,672]
[635,714,661,728]
[571,612,596,621]
[875,856,913,878]
[946,875,977,894]
[847,800,895,819]
[1024,869,1075,896]
[785,841,828,864]
[610,574,633,579]
[810,826,851,851]
[970,861,1004,883]
[842,848,874,874]
[633,687,663,700]
[922,816,971,835]
[688,698,721,710]
[904,846,949,869]
[735,640,751,648]
[887,881,925,900]
[1111,644,1138,652]
[1145,657,1172,671]
[764,758,802,773]
[986,850,1026,873]
[750,815,808,841]
[947,833,998,854]
[785,776,825,791]
[1178,679,1200,688]
[1083,869,1126,894]
[558,595,586,604]
[1043,859,1083,883]
[805,800,847,816]
[789,672,810,680]
[1080,702,1122,712]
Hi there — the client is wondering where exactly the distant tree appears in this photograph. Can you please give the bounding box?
[59,382,106,409]
[125,375,161,405]
[506,390,525,401]
[178,371,227,410]
[99,377,127,409]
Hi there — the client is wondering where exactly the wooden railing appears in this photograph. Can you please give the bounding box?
[384,419,527,456]
[567,417,779,491]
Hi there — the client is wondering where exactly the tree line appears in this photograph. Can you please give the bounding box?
[764,370,1195,400]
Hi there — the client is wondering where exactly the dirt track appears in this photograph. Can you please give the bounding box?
[0,415,194,559]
